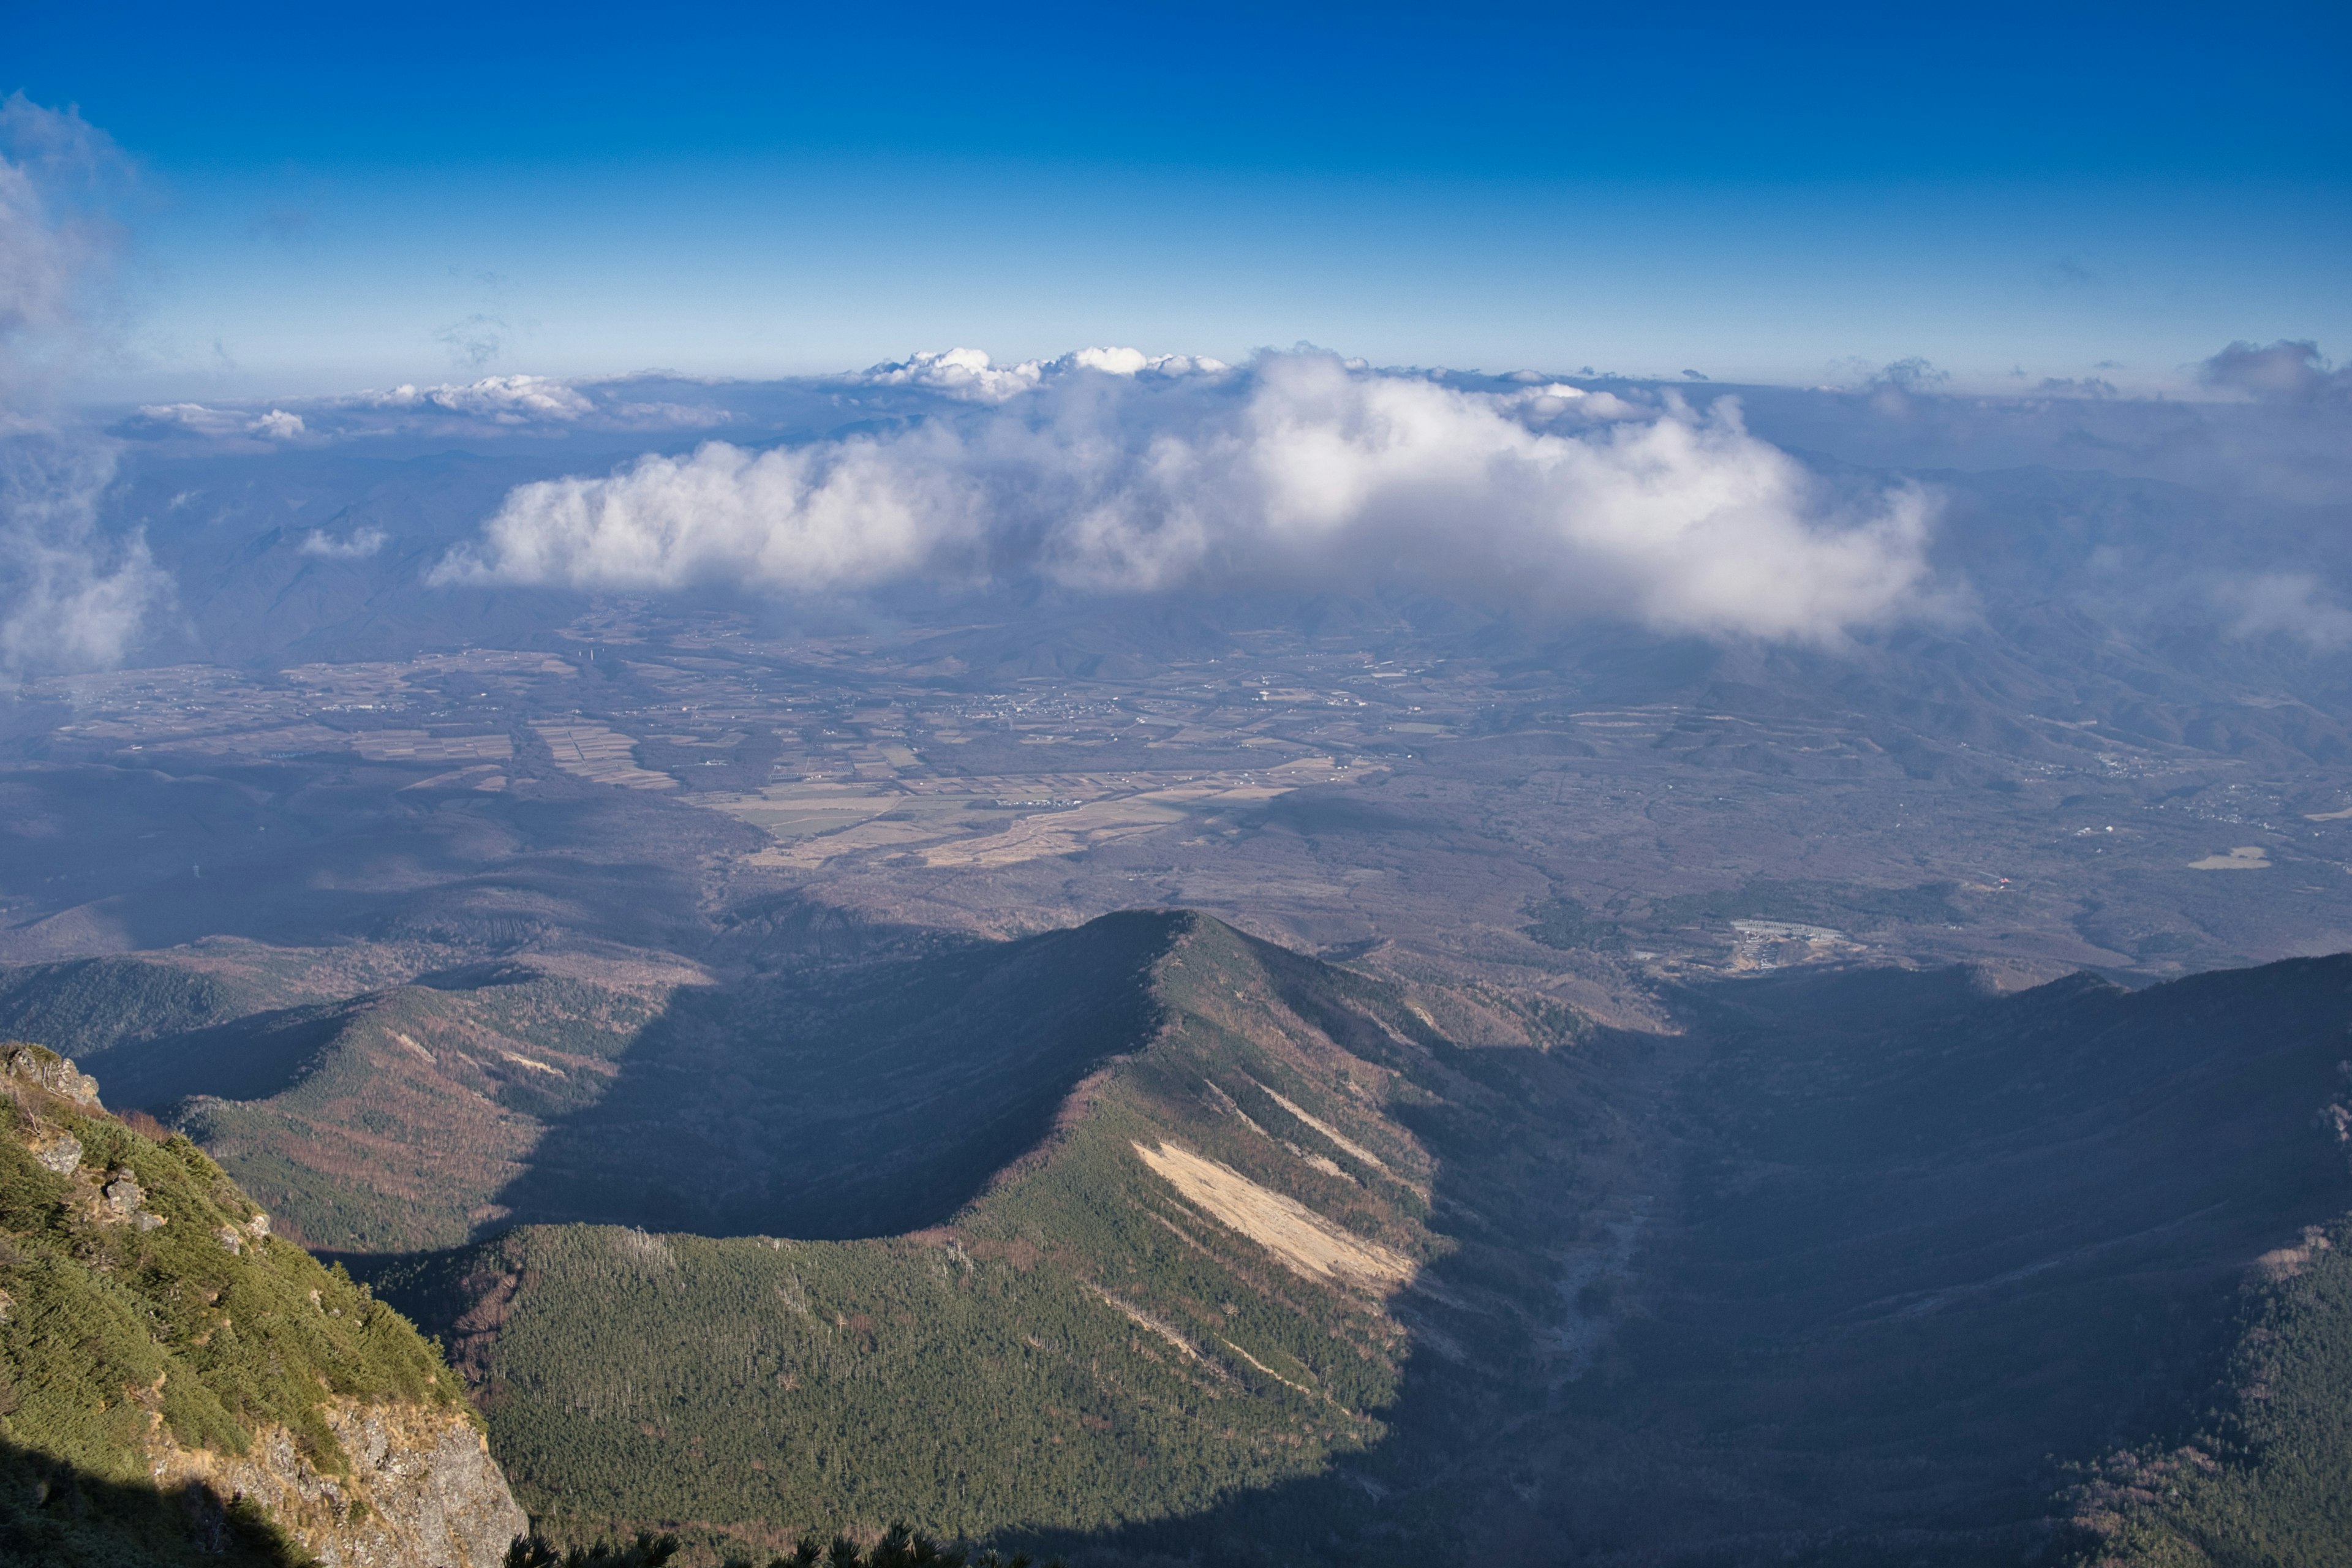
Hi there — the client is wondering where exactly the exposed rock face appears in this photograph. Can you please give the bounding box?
[3,1038,530,1567]
[148,1399,527,1568]
[27,1124,80,1173]
[1,1039,100,1104]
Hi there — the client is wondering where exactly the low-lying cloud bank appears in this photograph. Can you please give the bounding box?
[432,352,1941,643]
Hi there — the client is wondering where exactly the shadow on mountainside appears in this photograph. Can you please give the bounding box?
[1,1432,322,1567]
[1020,954,2352,1568]
[0,756,757,962]
[489,911,1182,1240]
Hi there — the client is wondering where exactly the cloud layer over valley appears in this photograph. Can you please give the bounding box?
[431,352,1944,643]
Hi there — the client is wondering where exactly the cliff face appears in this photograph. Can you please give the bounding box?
[145,1398,524,1568]
[1,1042,525,1567]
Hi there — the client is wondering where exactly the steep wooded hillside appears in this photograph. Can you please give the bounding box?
[375,911,1616,1560]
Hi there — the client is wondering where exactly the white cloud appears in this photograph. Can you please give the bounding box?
[135,402,247,437]
[134,402,305,440]
[856,347,1046,404]
[431,425,984,592]
[2198,339,2351,405]
[0,94,126,407]
[854,345,1229,402]
[2215,572,2352,649]
[0,438,170,676]
[351,374,594,423]
[299,526,386,559]
[442,352,1940,642]
[0,100,168,676]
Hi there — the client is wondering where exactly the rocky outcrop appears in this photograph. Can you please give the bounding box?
[147,1399,527,1568]
[3,1041,530,1567]
[1,1039,100,1104]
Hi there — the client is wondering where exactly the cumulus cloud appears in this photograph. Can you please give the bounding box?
[2215,572,2352,650]
[432,425,983,592]
[2198,339,2351,404]
[352,374,594,422]
[854,345,1229,403]
[438,351,1940,643]
[0,99,168,676]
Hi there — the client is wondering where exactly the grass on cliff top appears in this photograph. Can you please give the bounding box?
[0,1044,466,1566]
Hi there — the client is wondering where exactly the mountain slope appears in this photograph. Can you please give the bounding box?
[1476,956,2352,1566]
[2060,1210,2352,1568]
[0,1041,525,1566]
[374,910,1613,1557]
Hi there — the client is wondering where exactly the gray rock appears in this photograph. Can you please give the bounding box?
[1,1042,100,1105]
[157,1401,529,1568]
[30,1131,81,1175]
[102,1171,145,1216]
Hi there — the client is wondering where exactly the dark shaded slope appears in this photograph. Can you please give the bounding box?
[1502,956,2352,1566]
[496,910,1182,1238]
[0,755,758,960]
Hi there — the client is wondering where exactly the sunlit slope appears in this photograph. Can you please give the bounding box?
[2064,1211,2352,1567]
[0,1042,516,1567]
[130,971,671,1253]
[378,911,1602,1550]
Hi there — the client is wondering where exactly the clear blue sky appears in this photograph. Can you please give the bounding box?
[15,0,2349,397]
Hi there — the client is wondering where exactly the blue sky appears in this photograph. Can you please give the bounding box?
[13,0,2349,398]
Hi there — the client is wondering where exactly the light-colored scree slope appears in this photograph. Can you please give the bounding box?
[1134,1139,1412,1289]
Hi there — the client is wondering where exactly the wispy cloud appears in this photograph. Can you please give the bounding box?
[2215,572,2352,650]
[435,350,1942,643]
[0,97,169,676]
[130,402,306,441]
[111,371,739,443]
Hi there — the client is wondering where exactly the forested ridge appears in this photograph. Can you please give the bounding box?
[375,910,1608,1562]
